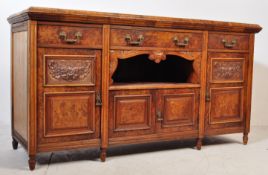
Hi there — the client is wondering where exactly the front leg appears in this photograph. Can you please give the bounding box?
[243,133,248,145]
[12,137,18,150]
[28,155,36,170]
[196,138,202,150]
[100,148,107,162]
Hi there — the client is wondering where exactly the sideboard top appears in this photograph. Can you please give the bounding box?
[8,7,262,33]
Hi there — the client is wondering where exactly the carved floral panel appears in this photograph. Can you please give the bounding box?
[44,55,95,86]
[211,58,244,83]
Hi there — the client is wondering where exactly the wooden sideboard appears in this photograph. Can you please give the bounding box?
[8,7,262,170]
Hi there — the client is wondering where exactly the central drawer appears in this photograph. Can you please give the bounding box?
[110,26,203,50]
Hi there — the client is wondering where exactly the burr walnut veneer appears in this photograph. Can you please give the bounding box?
[8,7,262,170]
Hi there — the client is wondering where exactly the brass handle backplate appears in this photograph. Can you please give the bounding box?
[59,31,82,44]
[96,92,102,106]
[157,110,163,121]
[205,91,211,102]
[173,37,189,47]
[125,34,144,46]
[222,39,236,48]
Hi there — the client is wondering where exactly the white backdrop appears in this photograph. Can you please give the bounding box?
[0,0,267,126]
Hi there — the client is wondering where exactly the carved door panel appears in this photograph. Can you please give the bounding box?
[156,89,199,133]
[206,52,247,131]
[37,48,101,147]
[109,90,155,138]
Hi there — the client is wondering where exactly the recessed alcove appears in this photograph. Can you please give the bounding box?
[112,54,194,83]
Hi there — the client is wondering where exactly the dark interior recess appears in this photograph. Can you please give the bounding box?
[112,54,194,83]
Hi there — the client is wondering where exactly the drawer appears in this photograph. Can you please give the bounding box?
[110,27,203,50]
[208,33,249,50]
[38,23,102,48]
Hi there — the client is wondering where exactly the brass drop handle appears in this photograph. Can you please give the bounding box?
[125,34,144,46]
[157,110,163,121]
[59,31,82,44]
[173,37,189,47]
[222,39,236,48]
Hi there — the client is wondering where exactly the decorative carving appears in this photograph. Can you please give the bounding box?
[212,60,243,81]
[148,51,166,63]
[180,52,195,60]
[109,50,201,84]
[47,59,92,82]
[109,50,150,84]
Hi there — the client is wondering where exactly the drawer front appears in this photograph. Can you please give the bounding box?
[38,23,102,48]
[208,33,249,50]
[110,27,203,50]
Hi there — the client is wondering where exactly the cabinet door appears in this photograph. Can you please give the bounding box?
[37,48,101,150]
[156,89,199,133]
[109,90,155,138]
[208,87,244,125]
[206,52,247,132]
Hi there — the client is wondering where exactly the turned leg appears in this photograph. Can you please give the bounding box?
[243,133,248,145]
[12,137,18,150]
[28,155,36,171]
[196,138,202,150]
[100,148,107,162]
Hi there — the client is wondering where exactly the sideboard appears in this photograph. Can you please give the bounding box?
[8,7,262,170]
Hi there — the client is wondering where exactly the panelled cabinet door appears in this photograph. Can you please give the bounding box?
[156,89,199,133]
[43,91,97,137]
[208,87,244,125]
[109,90,155,138]
[37,48,101,148]
[206,52,247,131]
